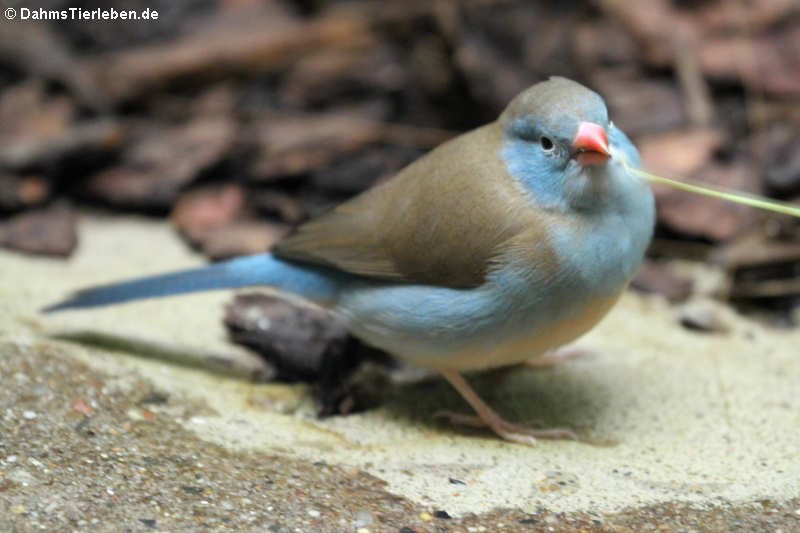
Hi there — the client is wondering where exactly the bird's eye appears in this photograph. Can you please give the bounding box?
[539,136,554,152]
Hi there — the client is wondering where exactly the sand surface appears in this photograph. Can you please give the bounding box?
[1,215,798,531]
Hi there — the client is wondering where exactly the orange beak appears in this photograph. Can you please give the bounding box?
[573,121,610,166]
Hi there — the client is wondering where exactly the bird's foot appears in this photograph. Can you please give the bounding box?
[524,345,594,369]
[433,410,577,445]
[435,369,579,446]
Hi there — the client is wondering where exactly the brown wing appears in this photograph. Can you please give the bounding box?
[272,123,539,288]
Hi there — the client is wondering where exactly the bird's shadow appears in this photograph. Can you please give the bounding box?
[46,327,619,445]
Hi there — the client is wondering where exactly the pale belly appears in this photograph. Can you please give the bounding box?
[408,290,623,371]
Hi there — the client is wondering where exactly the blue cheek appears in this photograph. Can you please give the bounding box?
[501,139,566,209]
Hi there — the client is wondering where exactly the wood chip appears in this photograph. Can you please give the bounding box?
[0,202,77,257]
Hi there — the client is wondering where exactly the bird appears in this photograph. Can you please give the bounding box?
[45,76,655,445]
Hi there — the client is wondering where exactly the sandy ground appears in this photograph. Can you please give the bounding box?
[1,214,798,532]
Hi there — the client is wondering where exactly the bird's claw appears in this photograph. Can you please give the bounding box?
[433,409,578,444]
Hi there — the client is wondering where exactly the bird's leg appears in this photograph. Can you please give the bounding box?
[434,369,578,445]
[524,345,594,369]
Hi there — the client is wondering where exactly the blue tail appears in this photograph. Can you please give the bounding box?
[43,253,344,312]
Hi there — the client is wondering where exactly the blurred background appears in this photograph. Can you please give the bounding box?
[1,0,799,327]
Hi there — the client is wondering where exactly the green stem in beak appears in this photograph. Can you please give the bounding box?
[613,150,800,218]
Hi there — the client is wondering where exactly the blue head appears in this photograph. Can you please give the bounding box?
[499,77,639,212]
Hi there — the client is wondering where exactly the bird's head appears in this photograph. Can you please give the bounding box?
[499,77,634,211]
